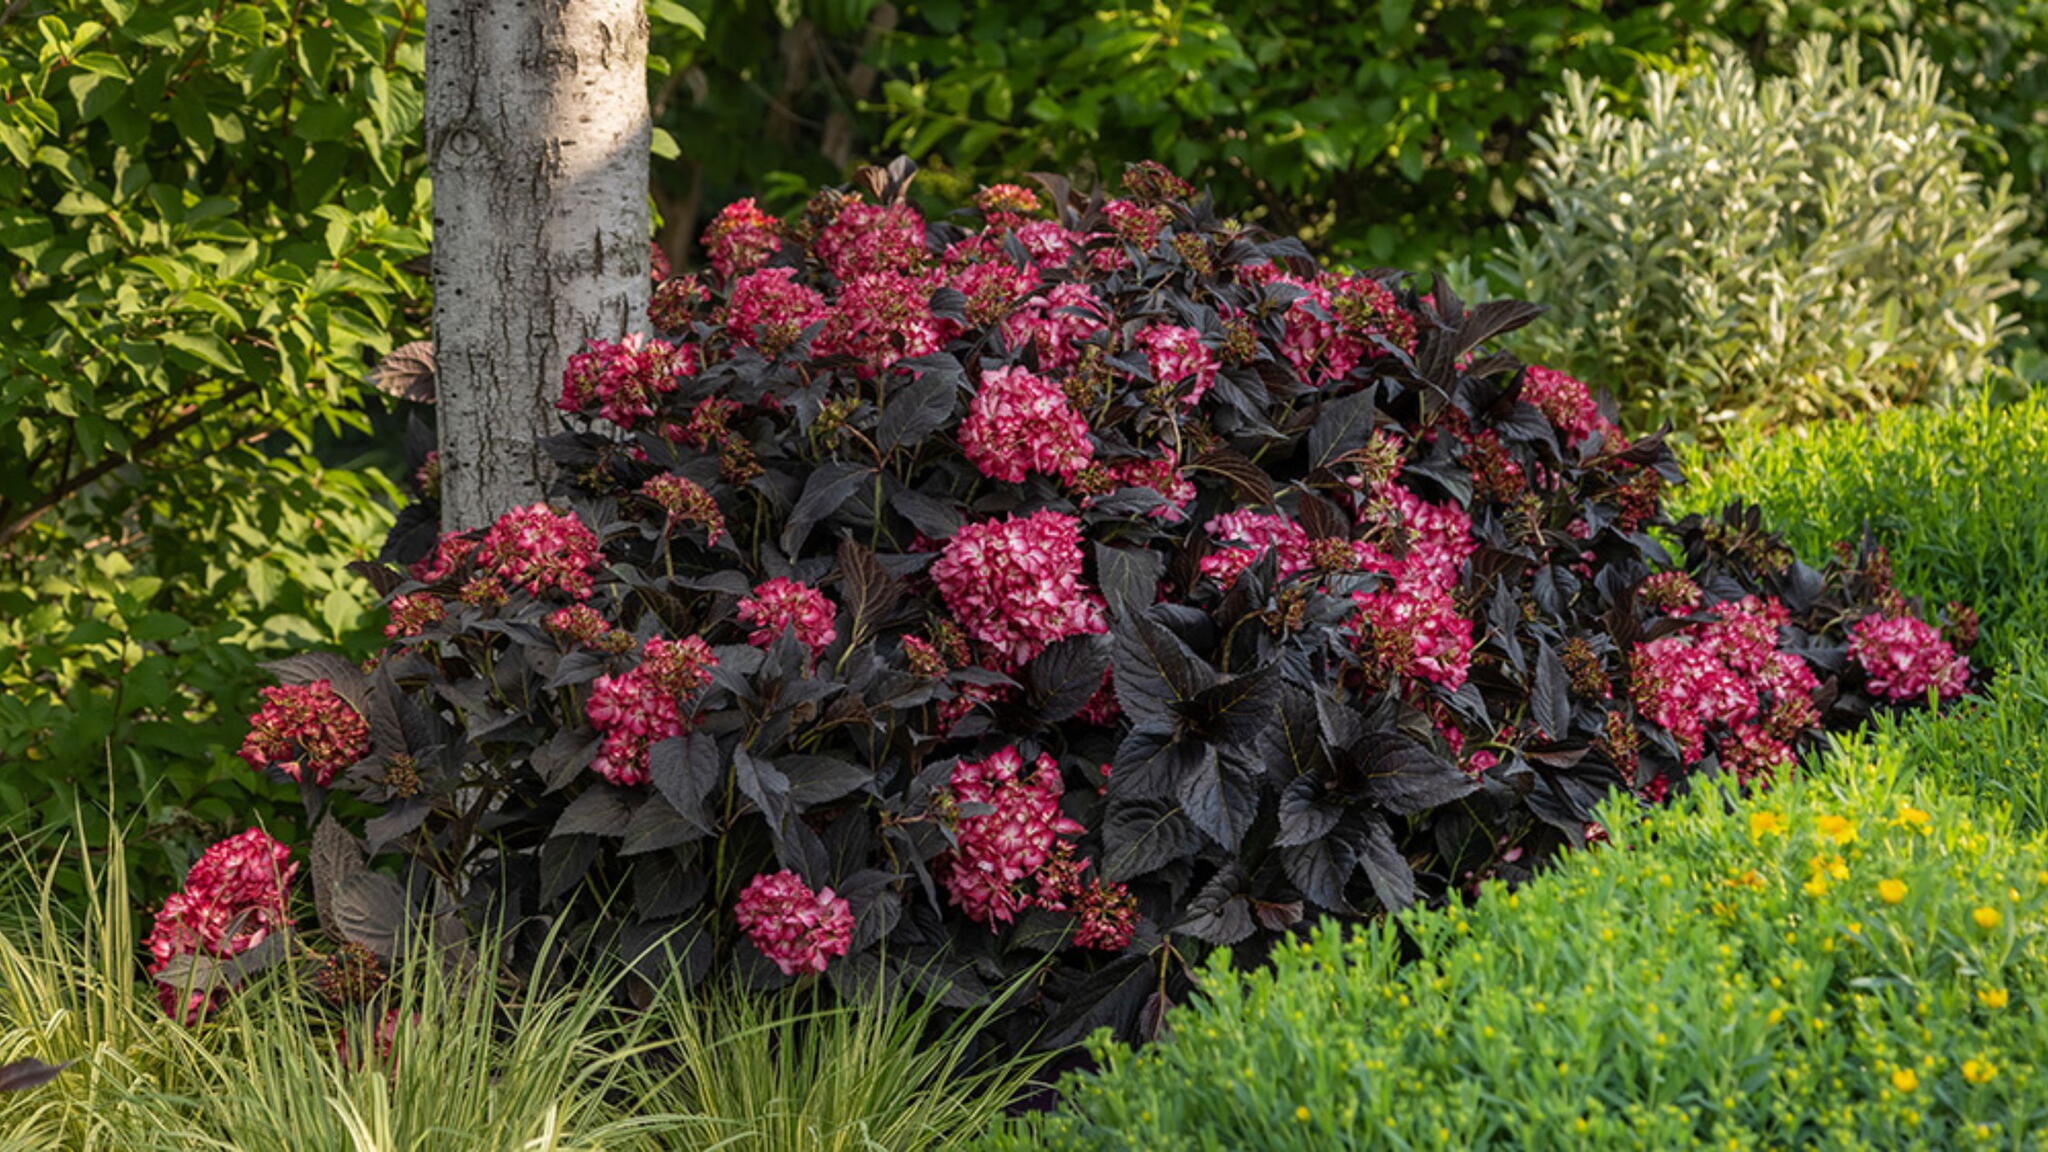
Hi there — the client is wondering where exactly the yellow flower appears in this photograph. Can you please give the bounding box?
[1728,869,1766,891]
[1816,815,1858,845]
[1963,1059,1998,1085]
[1892,1068,1919,1093]
[1974,907,2002,930]
[1295,1106,1311,1123]
[1978,987,2011,1010]
[1879,878,1908,905]
[1892,803,1932,834]
[1802,876,1830,898]
[1750,810,1788,841]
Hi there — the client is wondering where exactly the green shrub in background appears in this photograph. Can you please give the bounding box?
[658,3,2048,300]
[1681,392,2048,662]
[991,752,2048,1150]
[1491,38,2030,434]
[0,0,425,886]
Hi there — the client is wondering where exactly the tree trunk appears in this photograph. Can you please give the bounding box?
[427,0,650,531]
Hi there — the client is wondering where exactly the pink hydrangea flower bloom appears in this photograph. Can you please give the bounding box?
[145,828,297,1023]
[383,593,445,639]
[1849,612,1971,701]
[958,365,1094,484]
[725,266,828,358]
[1522,365,1624,449]
[1013,219,1082,269]
[931,510,1107,669]
[815,201,928,280]
[1136,323,1219,405]
[238,680,370,786]
[477,504,603,601]
[1629,597,1819,769]
[737,578,838,657]
[1347,581,1475,689]
[815,270,946,376]
[558,334,697,430]
[703,198,782,281]
[939,747,1084,927]
[587,635,719,786]
[1000,282,1108,370]
[1200,511,1314,586]
[734,870,854,976]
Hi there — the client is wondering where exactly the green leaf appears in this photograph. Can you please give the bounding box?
[160,331,240,374]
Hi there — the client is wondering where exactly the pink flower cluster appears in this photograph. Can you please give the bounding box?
[383,593,444,639]
[145,828,297,1023]
[959,365,1095,483]
[938,750,1137,949]
[815,201,928,280]
[1348,582,1474,690]
[1103,450,1196,523]
[1278,274,1415,387]
[409,533,478,584]
[1629,596,1820,777]
[1345,483,1478,688]
[1000,282,1108,370]
[1522,365,1622,449]
[815,270,946,375]
[725,267,828,358]
[930,510,1107,669]
[1136,324,1219,405]
[558,334,697,429]
[737,578,838,657]
[640,473,725,545]
[1848,612,1971,701]
[940,747,1084,926]
[545,604,615,649]
[734,869,854,976]
[949,257,1040,327]
[703,198,782,280]
[476,504,603,601]
[586,635,719,786]
[238,680,369,786]
[1201,511,1314,586]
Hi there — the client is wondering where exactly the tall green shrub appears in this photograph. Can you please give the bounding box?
[1492,39,2030,433]
[0,0,426,883]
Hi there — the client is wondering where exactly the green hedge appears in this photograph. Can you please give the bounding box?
[991,752,2048,1149]
[1680,393,2048,662]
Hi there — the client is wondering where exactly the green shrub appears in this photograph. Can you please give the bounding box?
[1680,393,2048,662]
[0,0,425,890]
[991,752,2048,1150]
[1491,38,2030,433]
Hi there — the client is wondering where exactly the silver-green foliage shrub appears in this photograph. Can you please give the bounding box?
[1493,38,2032,433]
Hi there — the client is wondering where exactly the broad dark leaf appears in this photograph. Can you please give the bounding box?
[781,462,871,555]
[334,872,409,959]
[533,729,599,792]
[1024,634,1113,724]
[1184,662,1282,746]
[369,339,435,402]
[880,358,961,450]
[1101,799,1199,882]
[1531,635,1571,739]
[1276,770,1343,847]
[1348,809,1416,910]
[837,538,905,651]
[554,784,635,839]
[1176,746,1254,851]
[783,755,875,808]
[623,794,706,855]
[648,734,721,834]
[1111,611,1216,730]
[1358,732,1478,816]
[0,1058,69,1094]
[1095,543,1165,623]
[1307,389,1378,470]
[1190,447,1274,506]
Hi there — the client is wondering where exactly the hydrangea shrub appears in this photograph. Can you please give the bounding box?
[221,160,1973,1044]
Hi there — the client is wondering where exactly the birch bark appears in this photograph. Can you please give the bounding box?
[427,0,649,530]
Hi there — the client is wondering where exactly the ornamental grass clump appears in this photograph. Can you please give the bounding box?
[216,160,1970,1046]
